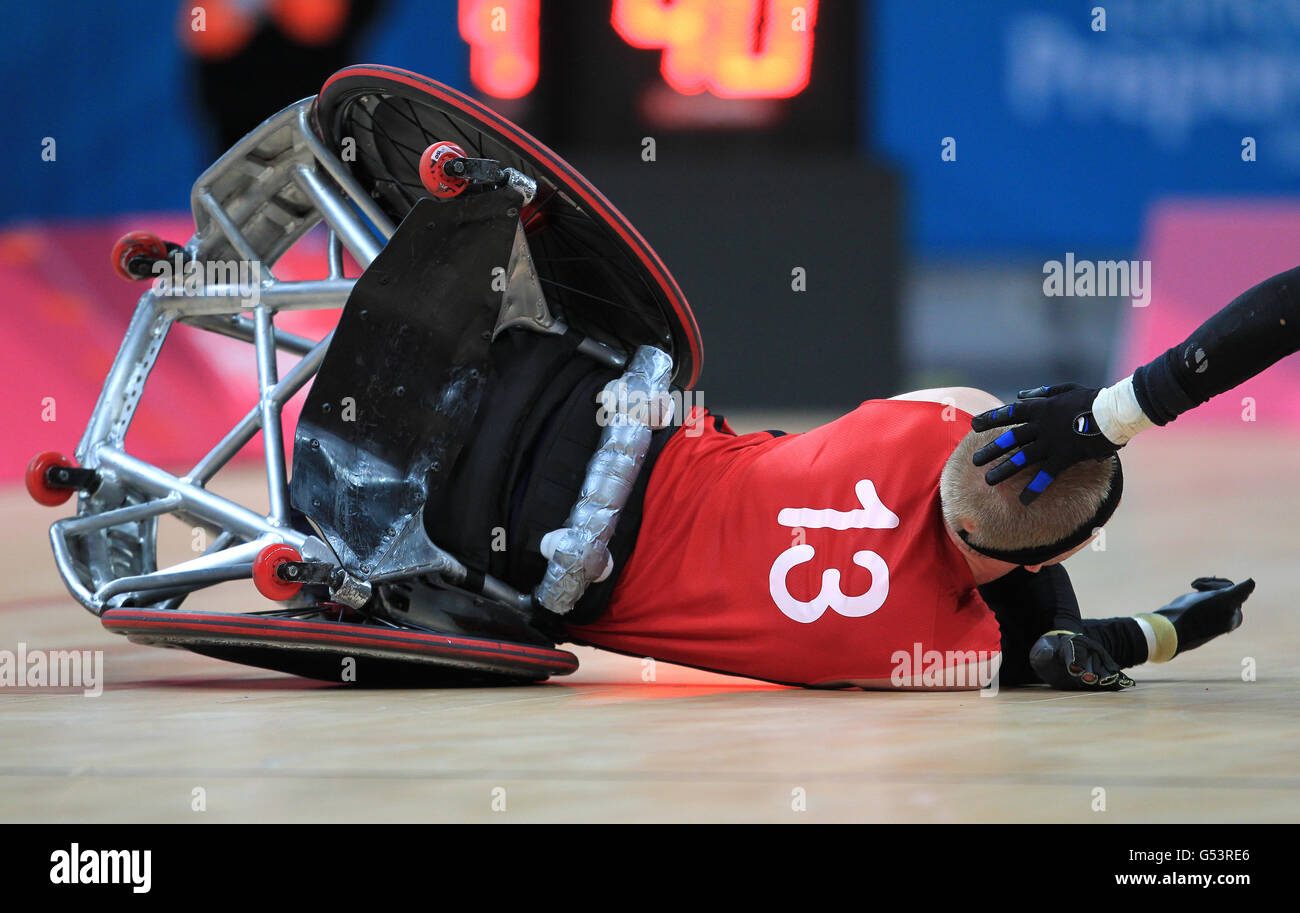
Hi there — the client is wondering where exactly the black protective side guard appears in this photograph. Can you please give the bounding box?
[291,193,523,574]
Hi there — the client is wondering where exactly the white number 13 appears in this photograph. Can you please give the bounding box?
[768,479,899,624]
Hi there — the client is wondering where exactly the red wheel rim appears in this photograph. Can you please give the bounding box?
[25,451,75,507]
[253,544,304,601]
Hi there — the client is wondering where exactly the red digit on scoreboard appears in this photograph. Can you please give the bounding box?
[459,0,541,98]
[612,0,818,99]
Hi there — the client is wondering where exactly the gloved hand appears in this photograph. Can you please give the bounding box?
[1028,630,1136,691]
[1153,576,1254,656]
[970,383,1121,505]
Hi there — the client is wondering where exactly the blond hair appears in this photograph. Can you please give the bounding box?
[939,428,1116,553]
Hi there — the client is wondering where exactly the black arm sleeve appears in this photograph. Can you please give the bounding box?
[1132,264,1300,425]
[978,564,1082,686]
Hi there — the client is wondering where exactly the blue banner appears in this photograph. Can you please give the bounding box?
[871,0,1300,254]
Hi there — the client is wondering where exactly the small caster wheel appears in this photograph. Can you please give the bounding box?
[25,451,77,506]
[253,544,304,601]
[111,230,169,281]
[418,141,470,199]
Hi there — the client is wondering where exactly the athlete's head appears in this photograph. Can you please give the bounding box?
[939,427,1121,572]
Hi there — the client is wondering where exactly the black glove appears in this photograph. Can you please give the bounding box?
[970,383,1122,505]
[1028,630,1135,691]
[1154,576,1254,656]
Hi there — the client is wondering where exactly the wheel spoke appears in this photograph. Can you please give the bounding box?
[323,83,683,366]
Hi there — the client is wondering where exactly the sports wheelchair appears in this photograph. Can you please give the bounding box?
[26,65,702,685]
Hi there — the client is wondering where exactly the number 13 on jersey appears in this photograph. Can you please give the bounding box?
[768,479,899,624]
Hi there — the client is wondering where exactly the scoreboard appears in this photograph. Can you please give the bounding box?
[457,0,859,148]
[455,1,892,409]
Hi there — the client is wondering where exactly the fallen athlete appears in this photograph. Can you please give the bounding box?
[502,263,1295,690]
[558,389,1251,691]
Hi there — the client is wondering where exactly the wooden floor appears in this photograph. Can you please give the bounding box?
[3,416,1298,823]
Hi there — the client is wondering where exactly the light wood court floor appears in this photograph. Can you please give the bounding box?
[2,416,1297,822]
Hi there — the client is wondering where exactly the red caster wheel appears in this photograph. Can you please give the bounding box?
[253,544,304,601]
[111,230,169,281]
[418,141,470,199]
[25,451,77,507]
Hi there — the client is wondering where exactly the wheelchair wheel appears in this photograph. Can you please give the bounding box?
[312,64,702,388]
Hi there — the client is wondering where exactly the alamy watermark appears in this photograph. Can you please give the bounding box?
[595,387,705,436]
[1,643,103,696]
[1043,253,1151,306]
[891,642,1001,696]
[151,252,265,306]
[50,844,150,893]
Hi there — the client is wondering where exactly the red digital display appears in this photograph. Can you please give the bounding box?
[459,0,541,99]
[459,0,819,100]
[612,0,818,99]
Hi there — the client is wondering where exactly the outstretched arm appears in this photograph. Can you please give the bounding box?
[972,264,1300,502]
[1125,264,1300,425]
[983,566,1255,689]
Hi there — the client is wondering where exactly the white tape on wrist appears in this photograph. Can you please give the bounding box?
[1092,375,1154,445]
[1133,615,1159,663]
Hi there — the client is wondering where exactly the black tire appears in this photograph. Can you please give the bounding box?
[313,64,702,387]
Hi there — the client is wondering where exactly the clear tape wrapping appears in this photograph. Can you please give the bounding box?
[533,346,674,615]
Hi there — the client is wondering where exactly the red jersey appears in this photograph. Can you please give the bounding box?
[565,400,1002,687]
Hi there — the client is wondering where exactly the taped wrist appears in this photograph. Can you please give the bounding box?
[1092,375,1154,444]
[1133,613,1178,663]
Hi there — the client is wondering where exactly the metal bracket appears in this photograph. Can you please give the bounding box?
[494,220,561,339]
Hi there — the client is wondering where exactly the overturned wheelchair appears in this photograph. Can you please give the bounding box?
[27,65,702,685]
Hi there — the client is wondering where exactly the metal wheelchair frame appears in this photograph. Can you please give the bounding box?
[49,96,671,625]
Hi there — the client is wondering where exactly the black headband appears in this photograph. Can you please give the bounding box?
[957,456,1123,566]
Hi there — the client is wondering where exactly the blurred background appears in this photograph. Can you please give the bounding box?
[5,0,1300,483]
